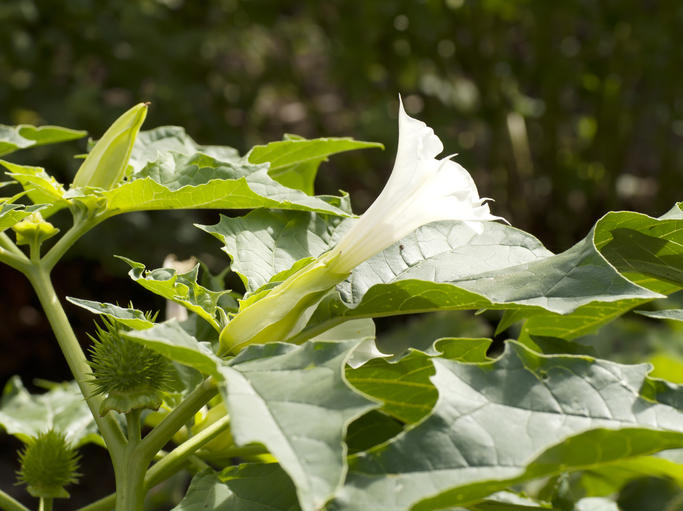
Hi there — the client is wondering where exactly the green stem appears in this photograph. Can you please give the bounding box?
[38,498,52,511]
[0,246,30,273]
[0,233,30,273]
[114,410,146,511]
[138,378,218,463]
[25,266,126,459]
[146,415,231,488]
[75,416,229,511]
[42,213,101,272]
[0,231,23,255]
[0,489,29,511]
[74,493,115,511]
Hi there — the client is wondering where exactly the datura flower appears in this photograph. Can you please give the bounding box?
[327,98,504,274]
[219,98,505,355]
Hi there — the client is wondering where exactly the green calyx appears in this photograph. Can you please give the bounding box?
[12,212,60,247]
[16,430,81,499]
[88,317,176,415]
[71,102,148,190]
[219,252,349,355]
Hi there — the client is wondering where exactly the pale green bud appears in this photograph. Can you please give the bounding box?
[12,212,59,246]
[219,253,348,355]
[71,103,148,189]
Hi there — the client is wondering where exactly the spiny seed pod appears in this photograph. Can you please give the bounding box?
[16,430,80,499]
[88,317,176,415]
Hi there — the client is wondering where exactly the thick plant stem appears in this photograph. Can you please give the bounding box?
[38,499,52,511]
[0,489,30,511]
[25,266,126,459]
[114,410,146,511]
[76,416,231,511]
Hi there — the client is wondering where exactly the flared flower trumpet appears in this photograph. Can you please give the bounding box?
[327,98,505,274]
[219,98,506,354]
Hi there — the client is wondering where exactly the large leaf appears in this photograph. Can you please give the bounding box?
[511,205,683,342]
[199,209,348,293]
[202,209,663,344]
[218,340,377,511]
[594,206,683,293]
[121,320,222,379]
[0,377,100,447]
[330,342,683,511]
[248,135,383,194]
[93,152,349,217]
[118,257,229,331]
[0,124,86,157]
[302,220,659,341]
[172,465,299,511]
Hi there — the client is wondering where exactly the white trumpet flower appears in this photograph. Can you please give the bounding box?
[220,98,506,354]
[327,98,505,274]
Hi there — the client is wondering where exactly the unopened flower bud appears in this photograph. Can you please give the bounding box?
[12,211,59,247]
[71,103,148,190]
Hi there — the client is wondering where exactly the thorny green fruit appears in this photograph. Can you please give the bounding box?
[88,317,176,415]
[16,430,81,499]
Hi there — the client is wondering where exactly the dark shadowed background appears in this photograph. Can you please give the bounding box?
[1,0,681,508]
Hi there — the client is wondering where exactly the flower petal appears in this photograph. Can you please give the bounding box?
[329,99,506,274]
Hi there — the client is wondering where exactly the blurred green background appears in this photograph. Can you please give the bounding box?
[1,0,682,508]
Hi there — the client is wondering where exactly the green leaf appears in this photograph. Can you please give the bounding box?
[304,221,658,339]
[93,152,349,217]
[117,256,229,331]
[248,135,383,194]
[594,208,683,293]
[346,338,491,424]
[0,202,45,233]
[1,161,66,203]
[0,377,101,447]
[198,209,347,293]
[0,124,86,157]
[513,207,683,342]
[346,350,436,424]
[636,308,683,322]
[172,465,299,511]
[330,342,683,511]
[129,126,241,173]
[218,340,377,511]
[120,320,222,379]
[575,456,683,497]
[66,297,155,329]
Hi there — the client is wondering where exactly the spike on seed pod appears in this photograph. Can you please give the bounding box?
[16,430,81,499]
[88,317,176,415]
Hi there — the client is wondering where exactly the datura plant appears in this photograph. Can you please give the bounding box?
[0,99,681,511]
